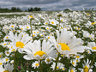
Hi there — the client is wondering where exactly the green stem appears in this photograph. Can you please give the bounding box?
[39,60,43,72]
[54,53,60,72]
[89,55,95,71]
[94,25,96,42]
[13,51,18,72]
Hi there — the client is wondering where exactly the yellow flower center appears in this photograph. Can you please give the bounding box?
[70,69,74,72]
[0,63,2,65]
[37,32,39,33]
[91,22,96,25]
[48,37,50,39]
[41,35,43,37]
[3,70,9,72]
[58,43,70,51]
[46,27,49,30]
[4,43,6,46]
[21,28,23,30]
[11,25,14,28]
[16,41,25,48]
[61,19,63,22]
[45,22,48,25]
[11,46,13,48]
[76,56,80,58]
[6,52,9,54]
[34,51,46,57]
[86,13,90,16]
[35,63,39,66]
[56,66,59,69]
[76,60,78,62]
[46,58,50,62]
[6,36,8,39]
[26,26,29,29]
[51,21,54,24]
[33,34,35,37]
[62,68,65,70]
[92,46,96,50]
[6,58,9,62]
[72,62,75,65]
[12,49,16,52]
[0,55,2,58]
[83,66,89,72]
[29,15,34,19]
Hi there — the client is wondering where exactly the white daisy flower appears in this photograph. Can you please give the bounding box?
[74,26,81,30]
[5,50,10,56]
[9,24,16,29]
[71,59,77,67]
[44,21,49,25]
[60,17,64,22]
[45,57,53,64]
[19,25,25,31]
[7,31,32,53]
[7,44,16,53]
[49,29,85,55]
[69,68,75,72]
[25,24,30,30]
[3,35,9,41]
[0,58,4,67]
[83,31,94,40]
[49,19,59,26]
[79,59,92,72]
[23,40,57,60]
[4,57,9,63]
[3,63,14,72]
[28,15,34,20]
[32,61,39,69]
[51,62,65,71]
[88,42,96,51]
[32,30,40,37]
[0,42,9,47]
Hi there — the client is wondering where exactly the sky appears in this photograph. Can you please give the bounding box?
[0,0,96,10]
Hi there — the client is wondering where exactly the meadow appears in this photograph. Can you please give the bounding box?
[0,11,96,72]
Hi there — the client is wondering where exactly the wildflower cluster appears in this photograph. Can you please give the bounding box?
[0,11,96,72]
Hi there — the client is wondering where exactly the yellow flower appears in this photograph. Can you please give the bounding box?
[83,66,89,72]
[28,15,34,19]
[86,13,90,16]
[91,22,96,25]
[34,51,47,57]
[16,41,25,48]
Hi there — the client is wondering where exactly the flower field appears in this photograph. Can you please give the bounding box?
[0,11,96,72]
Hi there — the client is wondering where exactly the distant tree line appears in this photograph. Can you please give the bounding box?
[0,7,41,13]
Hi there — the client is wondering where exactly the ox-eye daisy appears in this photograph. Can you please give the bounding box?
[69,68,75,72]
[9,24,16,29]
[49,19,59,26]
[3,63,14,72]
[51,62,65,71]
[6,31,32,53]
[45,57,53,64]
[79,59,92,72]
[49,29,85,55]
[0,58,4,67]
[23,40,57,60]
[32,61,40,69]
[88,42,96,51]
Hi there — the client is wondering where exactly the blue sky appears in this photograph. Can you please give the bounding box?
[0,0,96,10]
